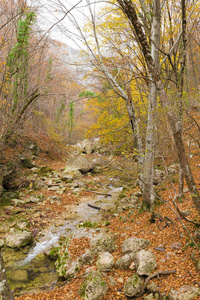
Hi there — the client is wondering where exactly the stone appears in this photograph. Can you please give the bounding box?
[108,276,116,286]
[29,195,44,203]
[170,242,182,249]
[9,270,28,282]
[153,169,165,185]
[116,277,124,283]
[122,237,150,255]
[34,179,48,189]
[15,220,30,230]
[6,229,33,249]
[168,285,200,300]
[72,228,96,240]
[133,191,142,197]
[119,196,139,209]
[0,239,4,248]
[154,247,165,252]
[55,239,71,277]
[80,271,108,300]
[115,254,131,270]
[11,199,27,205]
[65,156,95,174]
[194,229,200,241]
[129,261,136,270]
[96,252,115,271]
[134,250,157,276]
[180,210,191,217]
[80,249,95,265]
[147,281,158,292]
[167,164,178,174]
[144,294,154,300]
[20,156,34,168]
[90,233,115,253]
[63,258,82,280]
[48,186,60,191]
[62,169,82,181]
[124,273,144,297]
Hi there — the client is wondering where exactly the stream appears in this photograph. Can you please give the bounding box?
[3,186,122,296]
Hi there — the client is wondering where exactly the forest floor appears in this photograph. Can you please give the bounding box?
[2,138,200,300]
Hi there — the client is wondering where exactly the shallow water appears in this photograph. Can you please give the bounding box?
[5,186,121,296]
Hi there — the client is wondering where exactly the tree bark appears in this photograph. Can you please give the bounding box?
[0,251,14,300]
[141,0,161,206]
[117,0,200,215]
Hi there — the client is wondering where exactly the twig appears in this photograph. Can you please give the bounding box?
[165,216,175,225]
[138,269,176,296]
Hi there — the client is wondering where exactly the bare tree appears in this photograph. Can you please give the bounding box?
[117,0,200,215]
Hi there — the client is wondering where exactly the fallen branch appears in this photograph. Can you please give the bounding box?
[173,196,200,227]
[87,203,105,211]
[138,269,176,296]
[85,189,111,196]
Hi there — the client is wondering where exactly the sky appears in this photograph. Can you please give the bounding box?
[27,0,100,49]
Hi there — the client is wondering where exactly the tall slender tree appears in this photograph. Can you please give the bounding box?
[116,0,200,215]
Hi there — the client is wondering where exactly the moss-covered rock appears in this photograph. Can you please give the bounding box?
[8,269,28,282]
[124,273,144,297]
[5,229,33,249]
[134,250,157,276]
[122,236,150,256]
[90,233,116,253]
[168,285,200,300]
[80,271,108,300]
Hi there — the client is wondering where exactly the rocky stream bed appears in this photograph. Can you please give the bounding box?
[1,140,200,300]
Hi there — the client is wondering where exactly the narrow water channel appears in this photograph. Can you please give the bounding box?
[4,186,122,296]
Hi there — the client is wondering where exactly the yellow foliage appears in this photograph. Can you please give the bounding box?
[85,78,148,148]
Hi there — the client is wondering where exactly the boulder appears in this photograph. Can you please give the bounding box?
[153,169,165,185]
[122,237,150,256]
[6,229,33,249]
[20,156,34,168]
[61,169,82,182]
[134,250,157,276]
[119,196,139,209]
[9,269,29,282]
[62,258,82,280]
[194,229,200,241]
[96,252,115,271]
[90,233,116,253]
[144,294,154,300]
[168,285,200,300]
[55,239,71,277]
[29,195,45,203]
[124,273,144,297]
[34,179,48,189]
[80,271,108,300]
[65,156,94,174]
[73,139,98,155]
[167,163,178,175]
[80,249,95,265]
[115,254,131,270]
[147,281,158,293]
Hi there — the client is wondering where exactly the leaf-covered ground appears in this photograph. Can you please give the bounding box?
[13,149,200,300]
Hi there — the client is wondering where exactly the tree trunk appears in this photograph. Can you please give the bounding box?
[141,0,161,206]
[0,251,14,300]
[117,0,200,215]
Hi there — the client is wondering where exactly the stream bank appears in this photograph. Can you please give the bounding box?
[0,144,137,296]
